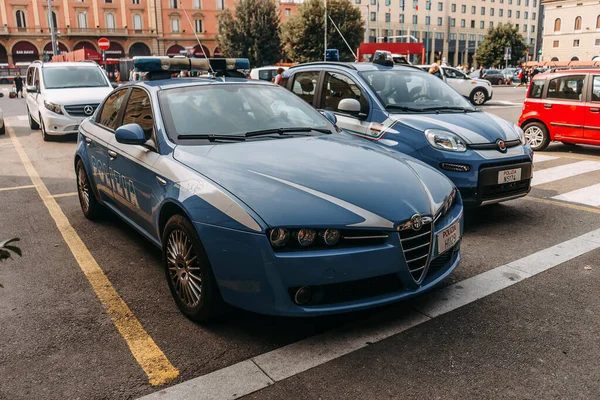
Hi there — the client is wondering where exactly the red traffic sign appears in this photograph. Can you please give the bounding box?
[98,38,110,51]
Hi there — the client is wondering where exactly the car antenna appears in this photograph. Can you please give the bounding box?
[328,15,357,61]
[179,0,217,77]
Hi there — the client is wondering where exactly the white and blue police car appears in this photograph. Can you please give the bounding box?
[75,56,463,321]
[281,54,533,207]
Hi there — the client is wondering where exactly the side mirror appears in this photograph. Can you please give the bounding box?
[111,82,119,89]
[26,85,38,93]
[320,110,337,125]
[115,124,147,145]
[337,98,361,115]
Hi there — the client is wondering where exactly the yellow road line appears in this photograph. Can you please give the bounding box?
[50,191,78,199]
[523,196,600,215]
[0,184,36,192]
[6,122,179,386]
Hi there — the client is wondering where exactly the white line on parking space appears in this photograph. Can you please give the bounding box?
[50,192,78,199]
[0,184,36,192]
[531,161,600,186]
[553,183,600,207]
[139,228,600,400]
[532,154,559,163]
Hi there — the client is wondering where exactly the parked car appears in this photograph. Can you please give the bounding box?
[479,69,507,85]
[519,68,600,150]
[501,68,518,84]
[282,59,532,207]
[249,66,289,81]
[25,60,116,141]
[416,65,493,105]
[75,56,463,321]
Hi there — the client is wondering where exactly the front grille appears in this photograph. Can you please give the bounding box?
[427,243,459,278]
[288,273,403,306]
[480,158,531,169]
[64,104,99,117]
[481,179,531,201]
[399,222,433,282]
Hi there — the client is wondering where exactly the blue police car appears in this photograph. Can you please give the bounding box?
[75,57,463,321]
[281,55,533,207]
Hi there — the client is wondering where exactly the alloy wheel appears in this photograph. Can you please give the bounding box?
[473,91,485,105]
[77,165,90,214]
[166,229,203,308]
[524,126,544,148]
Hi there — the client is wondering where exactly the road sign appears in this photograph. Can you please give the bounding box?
[503,46,512,61]
[98,38,110,51]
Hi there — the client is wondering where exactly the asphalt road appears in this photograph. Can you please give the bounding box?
[1,86,600,399]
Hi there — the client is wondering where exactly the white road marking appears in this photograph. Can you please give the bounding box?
[533,154,559,163]
[531,160,600,186]
[553,183,600,207]
[16,115,28,121]
[139,228,600,400]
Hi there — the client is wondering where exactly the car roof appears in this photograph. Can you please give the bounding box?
[532,68,600,79]
[35,62,102,68]
[290,61,423,73]
[131,77,276,90]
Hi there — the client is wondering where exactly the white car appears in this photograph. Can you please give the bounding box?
[416,65,493,106]
[25,61,115,141]
[249,66,289,81]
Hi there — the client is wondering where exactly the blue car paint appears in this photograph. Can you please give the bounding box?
[283,63,534,206]
[75,77,463,317]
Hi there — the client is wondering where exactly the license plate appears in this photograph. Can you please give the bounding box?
[498,168,522,184]
[438,221,460,254]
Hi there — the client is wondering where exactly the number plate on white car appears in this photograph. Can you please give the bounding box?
[437,221,460,254]
[498,168,522,184]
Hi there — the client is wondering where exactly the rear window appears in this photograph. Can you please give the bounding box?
[529,79,544,99]
[258,69,276,81]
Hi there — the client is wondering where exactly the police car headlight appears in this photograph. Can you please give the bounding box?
[44,101,63,115]
[425,129,467,152]
[514,124,526,145]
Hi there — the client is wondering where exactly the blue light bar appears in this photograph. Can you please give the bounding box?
[133,57,250,73]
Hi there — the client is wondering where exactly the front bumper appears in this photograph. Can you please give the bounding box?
[193,204,463,317]
[40,108,85,136]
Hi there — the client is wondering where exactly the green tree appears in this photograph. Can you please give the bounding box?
[475,23,528,68]
[282,0,365,63]
[0,238,21,288]
[216,0,281,67]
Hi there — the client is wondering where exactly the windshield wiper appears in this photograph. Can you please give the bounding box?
[385,105,426,112]
[420,106,474,113]
[244,127,332,138]
[177,134,246,142]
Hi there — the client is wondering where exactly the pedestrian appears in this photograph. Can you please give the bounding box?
[428,63,443,79]
[115,70,120,84]
[272,68,284,85]
[129,68,134,81]
[13,72,23,99]
[515,66,525,87]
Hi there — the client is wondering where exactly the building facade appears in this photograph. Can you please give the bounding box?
[356,0,543,67]
[541,0,600,62]
[0,0,234,65]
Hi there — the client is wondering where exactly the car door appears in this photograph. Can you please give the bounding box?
[442,67,470,97]
[108,87,161,237]
[318,71,372,137]
[288,70,320,107]
[26,67,40,119]
[543,74,586,140]
[584,75,600,142]
[80,88,130,204]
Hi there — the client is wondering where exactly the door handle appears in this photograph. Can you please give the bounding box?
[107,150,117,158]
[543,104,552,109]
[156,176,167,185]
[590,108,600,113]
[84,137,92,144]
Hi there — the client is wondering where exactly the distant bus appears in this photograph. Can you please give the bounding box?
[0,63,30,84]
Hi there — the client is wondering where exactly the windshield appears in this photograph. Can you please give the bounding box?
[42,66,109,89]
[359,69,476,112]
[158,84,334,142]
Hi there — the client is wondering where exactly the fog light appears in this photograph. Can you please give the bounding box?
[323,229,340,246]
[294,286,312,305]
[440,162,471,172]
[269,228,289,248]
[297,228,316,247]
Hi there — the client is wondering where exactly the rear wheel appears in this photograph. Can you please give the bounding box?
[76,160,101,220]
[40,115,51,141]
[28,108,39,129]
[163,215,225,322]
[470,89,487,105]
[523,122,550,151]
[498,79,504,85]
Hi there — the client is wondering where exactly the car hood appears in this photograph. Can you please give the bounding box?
[389,111,520,144]
[43,87,113,105]
[173,134,454,229]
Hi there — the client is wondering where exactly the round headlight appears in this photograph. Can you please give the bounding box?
[297,229,316,247]
[323,229,341,246]
[269,228,289,248]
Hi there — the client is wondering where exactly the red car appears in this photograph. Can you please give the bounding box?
[519,69,600,151]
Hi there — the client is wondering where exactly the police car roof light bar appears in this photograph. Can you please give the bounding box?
[133,57,250,80]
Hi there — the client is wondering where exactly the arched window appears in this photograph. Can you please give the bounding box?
[554,18,561,32]
[194,19,203,33]
[133,14,142,30]
[16,10,27,28]
[171,18,180,32]
[571,56,579,61]
[574,16,582,30]
[551,57,559,61]
[106,13,115,30]
[596,15,600,29]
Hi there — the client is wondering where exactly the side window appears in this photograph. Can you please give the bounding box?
[443,68,457,78]
[33,68,39,89]
[547,75,585,101]
[591,76,600,102]
[321,72,369,115]
[529,80,544,99]
[291,71,319,105]
[98,89,129,130]
[122,88,154,140]
[26,67,34,86]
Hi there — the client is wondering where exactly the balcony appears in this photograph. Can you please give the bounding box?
[65,27,158,37]
[2,27,56,36]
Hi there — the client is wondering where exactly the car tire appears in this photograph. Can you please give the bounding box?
[523,122,550,151]
[470,89,487,105]
[76,160,102,220]
[28,108,39,130]
[40,115,51,142]
[498,79,503,85]
[162,215,226,322]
